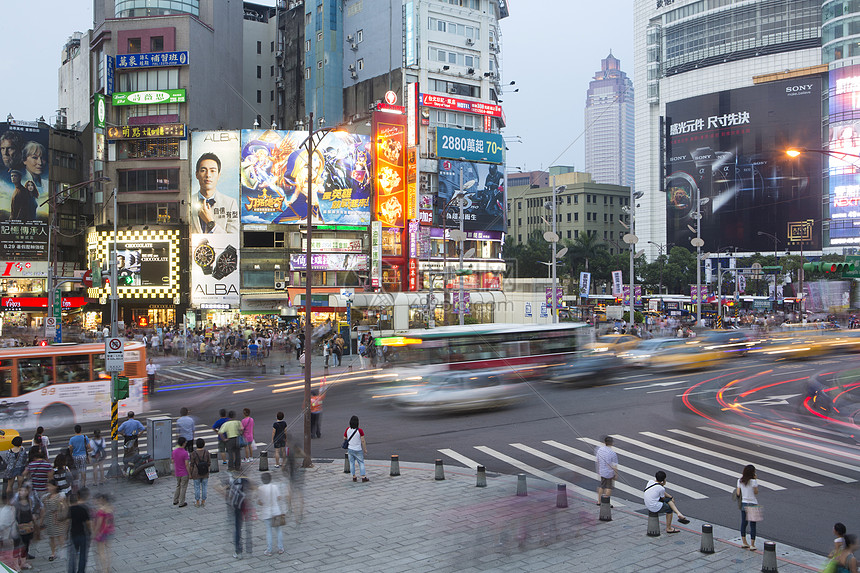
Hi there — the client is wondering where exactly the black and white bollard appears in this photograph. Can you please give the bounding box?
[210,453,220,474]
[516,473,527,496]
[434,459,445,481]
[390,455,400,476]
[647,511,662,537]
[700,524,715,554]
[476,465,487,488]
[598,495,612,521]
[557,484,569,508]
[761,541,778,572]
[258,451,268,471]
[343,452,350,474]
[280,364,285,375]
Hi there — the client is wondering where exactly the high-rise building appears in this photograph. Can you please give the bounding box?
[633,0,823,259]
[584,53,634,189]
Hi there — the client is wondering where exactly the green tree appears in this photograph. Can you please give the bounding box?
[504,230,552,279]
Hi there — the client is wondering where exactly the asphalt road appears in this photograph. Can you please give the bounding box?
[53,350,860,556]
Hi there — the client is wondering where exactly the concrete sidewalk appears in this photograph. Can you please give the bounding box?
[23,457,825,573]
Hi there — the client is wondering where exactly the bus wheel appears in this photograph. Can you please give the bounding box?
[40,405,73,428]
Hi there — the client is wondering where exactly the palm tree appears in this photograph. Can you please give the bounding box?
[565,232,608,273]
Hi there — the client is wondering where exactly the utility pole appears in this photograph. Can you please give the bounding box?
[109,187,120,478]
[458,165,465,326]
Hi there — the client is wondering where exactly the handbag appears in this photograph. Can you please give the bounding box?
[272,514,287,527]
[731,488,742,510]
[745,504,764,522]
[16,521,34,535]
[342,428,358,450]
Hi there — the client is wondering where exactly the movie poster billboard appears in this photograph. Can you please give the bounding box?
[665,79,823,252]
[240,129,371,225]
[191,234,240,308]
[435,159,506,232]
[828,65,860,245]
[372,112,407,228]
[0,121,50,275]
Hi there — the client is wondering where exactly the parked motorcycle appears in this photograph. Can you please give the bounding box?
[122,436,157,484]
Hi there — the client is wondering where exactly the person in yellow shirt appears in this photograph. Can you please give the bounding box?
[218,411,244,470]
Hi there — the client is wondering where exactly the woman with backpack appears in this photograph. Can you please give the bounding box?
[90,430,107,486]
[190,438,210,508]
[2,437,28,499]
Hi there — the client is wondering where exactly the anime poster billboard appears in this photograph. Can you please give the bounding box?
[0,121,50,272]
[372,112,407,228]
[665,79,823,252]
[240,129,371,225]
[435,159,506,232]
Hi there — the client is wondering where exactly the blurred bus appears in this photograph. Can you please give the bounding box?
[377,323,589,379]
[0,342,146,430]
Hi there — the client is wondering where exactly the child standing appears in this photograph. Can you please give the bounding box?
[90,430,107,486]
[93,493,114,573]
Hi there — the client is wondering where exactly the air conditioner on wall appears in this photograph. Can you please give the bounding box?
[275,281,286,290]
[466,38,474,46]
[351,72,358,79]
[348,64,355,72]
[350,42,358,50]
[347,34,353,42]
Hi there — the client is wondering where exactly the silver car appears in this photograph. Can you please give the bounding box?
[390,370,527,413]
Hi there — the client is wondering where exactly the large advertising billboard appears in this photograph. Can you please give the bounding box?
[372,112,408,228]
[240,129,372,225]
[0,121,50,275]
[191,234,240,307]
[436,159,506,232]
[828,65,860,245]
[665,79,823,252]
[87,229,181,301]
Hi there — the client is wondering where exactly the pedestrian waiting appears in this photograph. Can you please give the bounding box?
[643,470,690,534]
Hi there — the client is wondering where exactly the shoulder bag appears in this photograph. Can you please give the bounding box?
[731,487,742,510]
[745,504,764,522]
[342,428,358,450]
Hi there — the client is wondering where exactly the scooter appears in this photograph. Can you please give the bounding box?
[122,436,157,484]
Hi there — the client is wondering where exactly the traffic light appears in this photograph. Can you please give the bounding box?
[119,273,134,286]
[803,261,857,274]
[831,262,856,274]
[114,376,129,401]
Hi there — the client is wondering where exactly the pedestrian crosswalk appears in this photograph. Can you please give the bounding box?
[157,366,242,386]
[438,422,860,504]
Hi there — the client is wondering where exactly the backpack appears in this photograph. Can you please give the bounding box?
[91,439,106,462]
[193,450,209,477]
[229,478,246,510]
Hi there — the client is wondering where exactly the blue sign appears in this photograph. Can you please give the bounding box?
[115,51,189,69]
[105,55,114,96]
[436,127,504,164]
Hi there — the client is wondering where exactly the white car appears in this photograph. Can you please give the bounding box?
[390,370,526,413]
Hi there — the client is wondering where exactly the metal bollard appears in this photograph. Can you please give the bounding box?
[343,452,350,474]
[280,364,285,375]
[390,455,400,476]
[646,511,661,537]
[516,473,527,496]
[700,524,715,554]
[476,465,487,488]
[434,459,445,481]
[557,484,569,508]
[261,364,266,374]
[598,495,612,521]
[258,451,268,471]
[761,541,778,572]
[210,452,220,474]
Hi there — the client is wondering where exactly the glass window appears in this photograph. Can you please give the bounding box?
[150,36,164,52]
[257,41,262,54]
[357,29,363,42]
[56,355,91,384]
[17,358,53,393]
[128,37,141,53]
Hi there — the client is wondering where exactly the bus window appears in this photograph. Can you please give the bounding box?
[94,354,109,380]
[18,358,54,393]
[57,355,91,383]
[0,370,10,398]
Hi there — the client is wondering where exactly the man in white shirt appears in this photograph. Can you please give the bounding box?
[595,436,619,505]
[192,153,239,234]
[643,470,690,533]
[146,358,158,395]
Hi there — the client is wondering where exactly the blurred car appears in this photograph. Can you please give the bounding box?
[585,334,641,355]
[699,330,757,357]
[752,328,833,360]
[620,338,726,371]
[389,370,527,413]
[549,350,625,384]
[0,429,20,452]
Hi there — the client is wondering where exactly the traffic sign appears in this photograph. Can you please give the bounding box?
[105,337,125,372]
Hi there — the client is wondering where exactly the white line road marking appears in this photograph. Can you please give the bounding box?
[472,445,623,506]
[775,419,859,440]
[438,448,481,471]
[531,441,706,499]
[750,422,860,452]
[613,434,785,490]
[573,438,734,494]
[624,381,687,390]
[667,429,853,483]
[640,431,815,487]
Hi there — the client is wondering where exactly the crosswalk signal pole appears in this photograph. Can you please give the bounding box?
[109,187,120,478]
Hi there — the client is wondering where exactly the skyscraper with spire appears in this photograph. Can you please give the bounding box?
[584,53,634,189]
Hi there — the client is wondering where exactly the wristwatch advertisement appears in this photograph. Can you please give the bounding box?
[190,234,240,308]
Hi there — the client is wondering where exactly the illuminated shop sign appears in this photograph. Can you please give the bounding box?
[115,51,189,69]
[436,127,505,164]
[0,297,86,310]
[301,238,363,253]
[0,261,48,278]
[289,253,369,271]
[373,112,408,228]
[86,229,180,300]
[112,89,186,106]
[419,94,502,118]
[106,124,186,140]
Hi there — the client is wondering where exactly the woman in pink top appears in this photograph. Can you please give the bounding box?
[241,408,255,463]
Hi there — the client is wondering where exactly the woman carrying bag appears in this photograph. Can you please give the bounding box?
[736,464,761,551]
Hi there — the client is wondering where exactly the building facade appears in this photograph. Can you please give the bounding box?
[584,53,634,189]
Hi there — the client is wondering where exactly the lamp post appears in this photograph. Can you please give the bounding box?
[647,241,671,297]
[441,190,465,326]
[543,185,566,323]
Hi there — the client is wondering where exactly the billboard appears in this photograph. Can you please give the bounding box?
[87,229,180,300]
[240,129,371,225]
[191,234,240,307]
[665,79,823,251]
[112,89,186,106]
[190,131,240,235]
[114,241,170,286]
[0,121,50,274]
[436,159,506,232]
[436,127,505,164]
[373,112,408,228]
[828,65,860,245]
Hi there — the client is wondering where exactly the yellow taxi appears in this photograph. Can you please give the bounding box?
[621,338,726,371]
[585,334,641,355]
[0,429,20,452]
[754,325,835,360]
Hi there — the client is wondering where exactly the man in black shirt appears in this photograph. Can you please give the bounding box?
[68,488,91,572]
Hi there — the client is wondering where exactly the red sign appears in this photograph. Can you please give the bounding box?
[408,258,418,291]
[373,111,408,229]
[419,93,503,118]
[384,90,398,105]
[0,297,87,310]
[419,209,433,226]
[374,102,405,114]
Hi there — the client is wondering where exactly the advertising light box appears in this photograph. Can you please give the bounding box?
[436,159,506,232]
[112,89,186,106]
[665,78,823,252]
[436,127,505,164]
[828,65,860,244]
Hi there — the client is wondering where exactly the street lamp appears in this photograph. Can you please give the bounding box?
[543,185,566,323]
[756,231,780,262]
